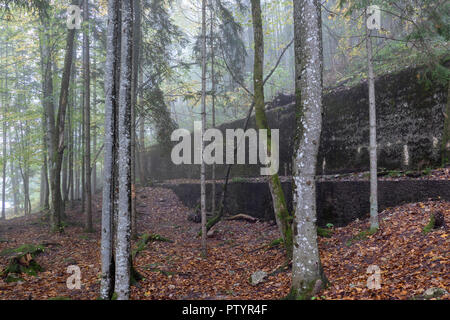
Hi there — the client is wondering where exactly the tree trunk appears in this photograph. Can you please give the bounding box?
[68,48,76,204]
[250,0,293,258]
[10,159,18,216]
[40,2,77,230]
[291,0,326,299]
[39,17,60,229]
[365,9,379,230]
[200,0,207,257]
[83,0,93,232]
[101,0,121,300]
[75,123,80,200]
[442,82,450,165]
[115,0,133,300]
[130,0,142,238]
[92,8,98,196]
[1,43,7,220]
[138,82,146,181]
[210,1,216,216]
[42,153,49,210]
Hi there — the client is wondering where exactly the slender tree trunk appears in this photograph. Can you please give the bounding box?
[39,3,77,230]
[442,82,450,165]
[200,0,207,257]
[68,49,76,203]
[101,0,120,300]
[62,132,69,202]
[38,26,50,212]
[55,4,77,226]
[210,1,216,216]
[365,9,379,230]
[130,0,141,238]
[250,0,293,258]
[1,43,7,220]
[92,58,97,194]
[42,153,49,209]
[115,0,133,300]
[138,72,146,181]
[75,124,80,200]
[81,91,85,211]
[10,159,18,216]
[83,0,93,232]
[291,0,326,299]
[39,17,60,229]
[92,5,98,195]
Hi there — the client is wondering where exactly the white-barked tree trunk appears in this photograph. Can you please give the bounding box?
[291,0,325,299]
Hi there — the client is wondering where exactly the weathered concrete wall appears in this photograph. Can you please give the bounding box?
[141,67,448,181]
[160,179,450,227]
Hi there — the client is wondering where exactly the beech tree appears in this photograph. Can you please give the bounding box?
[37,1,78,231]
[100,0,120,300]
[115,0,133,300]
[291,0,327,299]
[200,0,208,256]
[365,6,379,230]
[1,41,8,221]
[250,0,293,258]
[100,0,133,300]
[83,0,93,232]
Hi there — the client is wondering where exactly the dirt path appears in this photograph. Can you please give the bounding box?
[0,187,288,300]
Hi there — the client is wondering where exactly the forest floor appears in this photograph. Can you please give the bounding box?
[0,187,448,300]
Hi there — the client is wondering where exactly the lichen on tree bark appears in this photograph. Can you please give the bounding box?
[291,0,326,299]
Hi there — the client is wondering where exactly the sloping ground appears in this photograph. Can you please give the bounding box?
[320,200,449,299]
[0,187,448,300]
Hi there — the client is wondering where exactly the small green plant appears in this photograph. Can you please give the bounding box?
[387,170,402,177]
[422,167,432,176]
[346,228,378,246]
[325,223,334,229]
[0,244,44,280]
[132,233,173,259]
[317,227,333,238]
[5,274,24,283]
[423,214,435,234]
[0,244,44,257]
[48,296,71,300]
[268,238,283,247]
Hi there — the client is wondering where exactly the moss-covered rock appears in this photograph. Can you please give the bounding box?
[0,243,44,280]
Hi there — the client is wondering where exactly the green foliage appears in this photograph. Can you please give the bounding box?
[48,296,72,300]
[5,274,24,283]
[268,238,283,247]
[387,170,403,178]
[422,167,432,176]
[132,233,173,259]
[0,244,44,280]
[346,227,378,246]
[141,87,178,151]
[423,214,435,234]
[317,227,333,238]
[0,243,44,257]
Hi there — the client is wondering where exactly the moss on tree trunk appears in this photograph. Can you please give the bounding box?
[441,82,450,165]
[250,0,293,259]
